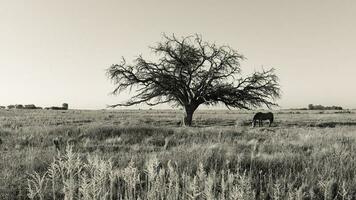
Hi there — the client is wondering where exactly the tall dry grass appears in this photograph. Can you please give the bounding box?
[27,139,356,200]
[27,146,257,200]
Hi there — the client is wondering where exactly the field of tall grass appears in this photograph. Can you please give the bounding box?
[1,109,356,199]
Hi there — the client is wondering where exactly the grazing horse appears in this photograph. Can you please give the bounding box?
[252,112,274,127]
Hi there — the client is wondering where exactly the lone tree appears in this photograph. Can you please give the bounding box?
[107,34,281,126]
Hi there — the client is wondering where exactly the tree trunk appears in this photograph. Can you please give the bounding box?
[184,105,197,126]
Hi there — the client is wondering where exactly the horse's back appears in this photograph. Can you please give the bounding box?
[253,112,263,120]
[253,112,273,120]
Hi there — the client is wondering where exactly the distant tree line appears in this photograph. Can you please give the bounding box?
[308,104,343,110]
[5,104,42,109]
[45,103,69,110]
[0,103,69,110]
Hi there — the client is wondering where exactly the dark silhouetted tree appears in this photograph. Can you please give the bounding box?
[107,34,281,126]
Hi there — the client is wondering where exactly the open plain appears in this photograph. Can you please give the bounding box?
[1,109,356,199]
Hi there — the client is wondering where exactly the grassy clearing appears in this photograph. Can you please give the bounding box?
[1,109,356,199]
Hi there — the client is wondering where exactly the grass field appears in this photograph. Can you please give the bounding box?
[1,109,356,199]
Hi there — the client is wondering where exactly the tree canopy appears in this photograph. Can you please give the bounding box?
[107,34,281,126]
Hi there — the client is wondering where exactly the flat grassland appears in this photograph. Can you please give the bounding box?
[1,109,356,199]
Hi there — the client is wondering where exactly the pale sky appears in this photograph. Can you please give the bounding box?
[1,0,356,109]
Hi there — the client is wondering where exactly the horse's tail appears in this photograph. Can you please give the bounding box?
[269,113,274,123]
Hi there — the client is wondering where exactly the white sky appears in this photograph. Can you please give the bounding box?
[0,0,356,109]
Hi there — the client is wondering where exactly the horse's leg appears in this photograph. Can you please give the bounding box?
[269,120,271,127]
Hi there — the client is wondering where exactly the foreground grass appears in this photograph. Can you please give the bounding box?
[1,109,356,199]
